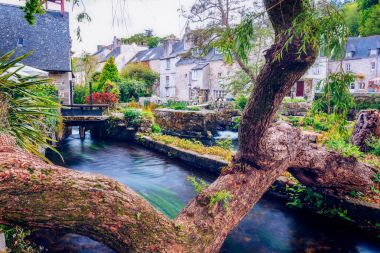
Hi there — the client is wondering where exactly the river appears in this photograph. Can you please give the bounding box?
[30,129,380,253]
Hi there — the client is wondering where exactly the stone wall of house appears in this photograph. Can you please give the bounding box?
[154,109,241,139]
[328,58,379,92]
[50,72,71,104]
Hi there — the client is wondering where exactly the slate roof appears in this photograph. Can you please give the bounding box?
[129,46,164,63]
[0,3,71,72]
[191,62,209,70]
[345,35,380,60]
[100,47,121,62]
[176,48,224,66]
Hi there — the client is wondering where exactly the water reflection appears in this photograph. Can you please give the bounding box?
[33,129,380,253]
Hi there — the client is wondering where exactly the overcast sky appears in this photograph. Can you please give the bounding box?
[1,0,195,54]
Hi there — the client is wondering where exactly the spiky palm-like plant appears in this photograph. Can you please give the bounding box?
[0,50,61,161]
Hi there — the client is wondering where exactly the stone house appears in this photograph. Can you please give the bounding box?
[328,35,380,93]
[288,56,328,101]
[94,36,147,71]
[0,3,73,104]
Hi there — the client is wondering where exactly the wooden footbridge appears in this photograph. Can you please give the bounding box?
[61,104,111,139]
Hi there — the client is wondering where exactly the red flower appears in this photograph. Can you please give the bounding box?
[85,92,118,105]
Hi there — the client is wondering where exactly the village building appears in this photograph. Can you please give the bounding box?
[328,35,380,93]
[94,36,147,71]
[0,2,73,104]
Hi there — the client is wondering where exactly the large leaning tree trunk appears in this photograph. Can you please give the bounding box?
[0,1,377,252]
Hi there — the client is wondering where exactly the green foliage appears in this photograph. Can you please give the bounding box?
[373,174,380,183]
[74,84,88,104]
[187,176,209,193]
[121,31,163,48]
[286,184,324,209]
[282,97,307,103]
[121,63,158,97]
[118,78,148,102]
[235,95,248,111]
[232,116,241,130]
[0,225,42,253]
[0,51,60,161]
[22,0,45,25]
[165,101,200,111]
[312,73,355,117]
[325,138,363,158]
[359,3,380,36]
[366,136,380,156]
[220,69,252,97]
[103,80,120,99]
[98,57,120,90]
[343,2,360,36]
[209,190,233,211]
[303,113,343,132]
[123,108,142,127]
[215,138,233,150]
[151,123,162,133]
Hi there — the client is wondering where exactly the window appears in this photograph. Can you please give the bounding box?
[312,64,320,75]
[370,49,378,56]
[371,62,376,71]
[346,63,351,72]
[359,82,365,90]
[350,83,355,90]
[166,59,170,70]
[165,76,170,87]
[192,70,198,81]
[213,90,225,99]
[17,38,24,47]
[217,72,222,78]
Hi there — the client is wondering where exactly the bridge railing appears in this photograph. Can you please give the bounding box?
[61,104,110,117]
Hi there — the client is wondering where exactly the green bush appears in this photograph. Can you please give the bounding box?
[123,108,142,127]
[119,78,148,102]
[215,138,233,150]
[367,137,380,156]
[232,116,241,130]
[325,138,363,158]
[98,57,120,91]
[121,63,159,96]
[74,84,88,104]
[283,97,306,103]
[235,95,248,111]
[165,101,199,111]
[151,123,162,133]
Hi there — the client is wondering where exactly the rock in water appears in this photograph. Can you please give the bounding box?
[350,110,380,152]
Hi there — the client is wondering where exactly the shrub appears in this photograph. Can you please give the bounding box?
[283,97,306,103]
[121,63,159,96]
[367,137,380,156]
[85,92,118,105]
[215,138,233,150]
[103,80,120,99]
[165,101,199,111]
[123,108,142,127]
[98,57,120,90]
[232,116,241,130]
[325,138,363,158]
[74,84,88,104]
[235,95,248,111]
[151,123,162,133]
[119,78,148,102]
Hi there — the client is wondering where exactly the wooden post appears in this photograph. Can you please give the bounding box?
[89,81,93,111]
[69,80,73,106]
[0,231,6,253]
[79,126,86,140]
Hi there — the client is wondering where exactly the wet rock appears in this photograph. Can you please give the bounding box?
[350,110,380,152]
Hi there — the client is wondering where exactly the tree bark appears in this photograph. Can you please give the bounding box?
[350,110,380,152]
[0,1,377,252]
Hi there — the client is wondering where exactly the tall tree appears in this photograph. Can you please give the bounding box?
[0,1,377,252]
[98,57,120,90]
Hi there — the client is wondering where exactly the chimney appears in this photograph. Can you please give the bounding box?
[183,24,193,51]
[113,36,121,50]
[164,38,178,57]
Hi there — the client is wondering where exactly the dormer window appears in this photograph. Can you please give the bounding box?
[346,63,351,72]
[345,51,354,58]
[17,38,24,47]
[370,49,378,56]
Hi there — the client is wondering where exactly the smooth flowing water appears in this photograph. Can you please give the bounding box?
[32,130,380,253]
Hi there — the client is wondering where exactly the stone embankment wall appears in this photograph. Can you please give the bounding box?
[154,109,240,139]
[280,102,311,116]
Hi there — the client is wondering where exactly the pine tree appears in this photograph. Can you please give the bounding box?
[98,57,120,91]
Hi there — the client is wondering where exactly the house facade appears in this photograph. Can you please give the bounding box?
[328,35,380,93]
[94,36,147,71]
[288,56,328,101]
[0,3,72,104]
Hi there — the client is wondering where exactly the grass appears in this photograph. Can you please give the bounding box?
[149,133,233,161]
